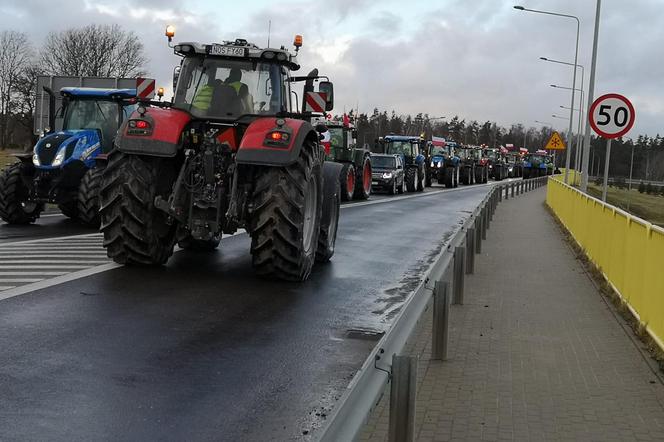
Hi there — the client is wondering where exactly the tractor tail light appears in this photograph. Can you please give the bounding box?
[265,130,292,147]
[128,119,152,135]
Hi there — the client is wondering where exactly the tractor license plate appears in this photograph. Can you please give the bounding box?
[209,45,245,57]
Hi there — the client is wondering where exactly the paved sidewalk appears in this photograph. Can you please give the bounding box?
[361,187,664,441]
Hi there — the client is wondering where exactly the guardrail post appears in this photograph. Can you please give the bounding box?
[453,246,465,305]
[466,228,475,274]
[389,354,417,442]
[474,217,482,254]
[498,186,502,202]
[511,183,515,198]
[505,184,509,200]
[482,207,488,238]
[432,280,450,361]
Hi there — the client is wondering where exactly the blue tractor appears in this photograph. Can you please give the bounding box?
[0,87,137,225]
[522,151,549,179]
[428,140,461,188]
[377,135,427,192]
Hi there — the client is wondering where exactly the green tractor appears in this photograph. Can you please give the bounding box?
[320,121,372,201]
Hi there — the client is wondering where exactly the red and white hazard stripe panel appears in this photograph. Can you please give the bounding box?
[432,136,446,147]
[136,78,156,99]
[304,92,327,113]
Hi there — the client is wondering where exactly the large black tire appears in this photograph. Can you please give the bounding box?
[460,167,469,185]
[77,166,103,226]
[443,167,453,188]
[249,140,323,281]
[353,155,372,200]
[58,201,78,220]
[388,179,397,195]
[523,168,530,180]
[398,176,405,194]
[416,167,424,192]
[99,151,177,265]
[316,164,340,263]
[0,162,42,225]
[425,168,432,187]
[340,163,355,201]
[453,167,459,188]
[405,167,417,192]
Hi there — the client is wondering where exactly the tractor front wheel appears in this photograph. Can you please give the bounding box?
[405,167,417,192]
[249,140,323,281]
[99,151,176,265]
[0,162,42,225]
[77,166,103,226]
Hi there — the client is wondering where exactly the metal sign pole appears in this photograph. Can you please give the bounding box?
[601,138,612,202]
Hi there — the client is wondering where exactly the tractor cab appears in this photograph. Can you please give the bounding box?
[383,135,424,167]
[320,121,356,161]
[34,87,137,169]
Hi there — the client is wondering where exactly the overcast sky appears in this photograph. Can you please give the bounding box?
[1,0,662,137]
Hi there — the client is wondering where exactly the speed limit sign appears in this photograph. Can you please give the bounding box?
[589,93,635,139]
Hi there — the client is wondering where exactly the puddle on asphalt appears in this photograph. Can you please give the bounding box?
[372,230,454,322]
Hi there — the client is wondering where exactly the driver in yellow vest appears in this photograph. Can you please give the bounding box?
[224,68,253,113]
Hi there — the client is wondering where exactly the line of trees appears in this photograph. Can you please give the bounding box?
[0,25,147,150]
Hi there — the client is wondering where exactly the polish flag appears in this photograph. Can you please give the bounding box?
[343,113,350,127]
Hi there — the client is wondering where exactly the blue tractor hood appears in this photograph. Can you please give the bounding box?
[34,129,102,169]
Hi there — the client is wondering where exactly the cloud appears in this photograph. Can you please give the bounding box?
[0,0,662,136]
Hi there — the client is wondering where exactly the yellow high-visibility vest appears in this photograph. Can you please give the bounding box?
[192,85,214,111]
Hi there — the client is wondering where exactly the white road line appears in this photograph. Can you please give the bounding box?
[0,286,16,290]
[0,263,121,301]
[0,233,102,247]
[0,271,68,276]
[0,252,107,256]
[0,247,104,251]
[0,278,44,283]
[40,213,66,218]
[0,257,108,267]
[0,265,89,270]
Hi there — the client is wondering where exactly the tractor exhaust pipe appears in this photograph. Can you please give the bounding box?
[43,86,56,134]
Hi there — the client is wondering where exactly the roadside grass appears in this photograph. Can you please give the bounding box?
[586,183,664,227]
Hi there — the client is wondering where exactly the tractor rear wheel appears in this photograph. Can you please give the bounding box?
[416,167,424,192]
[249,140,323,281]
[316,168,340,263]
[99,151,176,265]
[0,163,42,225]
[425,168,432,187]
[405,167,417,192]
[77,166,103,226]
[353,155,371,200]
[340,163,355,201]
[453,168,459,188]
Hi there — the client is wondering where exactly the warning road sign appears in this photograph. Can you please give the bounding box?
[544,131,566,150]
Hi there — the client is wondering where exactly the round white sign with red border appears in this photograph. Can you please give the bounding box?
[589,93,635,139]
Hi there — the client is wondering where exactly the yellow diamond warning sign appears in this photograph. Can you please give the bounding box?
[544,131,566,150]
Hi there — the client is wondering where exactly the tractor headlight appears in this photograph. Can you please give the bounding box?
[32,153,40,166]
[51,148,66,167]
[80,142,100,161]
[382,172,393,179]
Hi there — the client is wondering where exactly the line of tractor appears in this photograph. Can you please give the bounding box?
[0,29,557,282]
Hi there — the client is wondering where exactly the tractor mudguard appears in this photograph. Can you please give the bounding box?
[116,107,191,158]
[13,153,33,164]
[236,118,317,167]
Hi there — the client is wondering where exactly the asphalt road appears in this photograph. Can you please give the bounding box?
[0,212,96,244]
[0,182,498,441]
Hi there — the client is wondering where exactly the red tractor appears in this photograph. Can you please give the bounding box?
[99,33,341,281]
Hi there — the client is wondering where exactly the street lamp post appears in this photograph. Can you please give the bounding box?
[541,58,585,172]
[515,5,579,184]
[581,0,603,192]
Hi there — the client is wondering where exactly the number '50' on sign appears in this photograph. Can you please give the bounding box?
[589,93,635,139]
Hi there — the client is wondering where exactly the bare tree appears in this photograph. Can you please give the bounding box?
[40,24,148,78]
[0,31,32,149]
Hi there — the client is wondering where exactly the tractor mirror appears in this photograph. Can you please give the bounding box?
[173,65,181,91]
[318,81,334,111]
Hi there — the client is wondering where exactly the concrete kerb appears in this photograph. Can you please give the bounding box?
[318,185,501,442]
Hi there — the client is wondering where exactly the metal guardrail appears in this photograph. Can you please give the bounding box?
[318,176,549,441]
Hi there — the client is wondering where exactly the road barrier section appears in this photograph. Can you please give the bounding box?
[547,176,664,351]
[319,176,548,442]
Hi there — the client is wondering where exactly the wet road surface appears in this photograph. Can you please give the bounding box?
[0,184,494,441]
